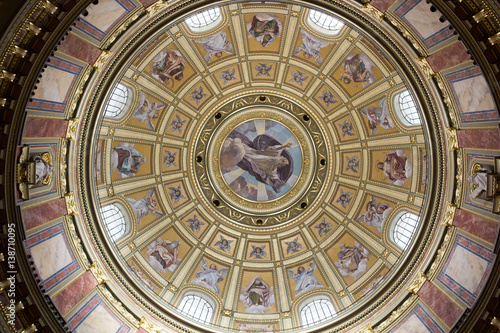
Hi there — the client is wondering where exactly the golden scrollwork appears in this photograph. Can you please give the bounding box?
[428,227,454,277]
[65,191,79,216]
[455,149,464,205]
[140,317,163,333]
[59,139,68,193]
[442,202,456,226]
[373,295,417,332]
[361,4,384,22]
[445,127,459,151]
[102,9,144,50]
[90,261,110,285]
[98,285,140,326]
[93,50,112,73]
[66,118,79,142]
[359,323,374,333]
[64,215,91,267]
[386,13,426,57]
[415,57,435,80]
[68,65,92,117]
[406,270,427,294]
[146,0,169,18]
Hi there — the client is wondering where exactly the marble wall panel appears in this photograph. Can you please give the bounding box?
[67,294,130,333]
[138,0,157,7]
[58,33,102,64]
[446,67,499,123]
[370,0,397,12]
[21,197,67,231]
[453,209,499,244]
[389,305,443,332]
[22,117,68,138]
[426,42,469,73]
[52,270,98,316]
[395,0,452,48]
[437,234,494,305]
[418,281,463,328]
[457,129,500,150]
[75,0,135,41]
[24,224,78,291]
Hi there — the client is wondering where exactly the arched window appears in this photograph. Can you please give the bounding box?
[177,294,214,324]
[185,7,222,32]
[307,9,344,35]
[100,204,126,241]
[391,212,420,249]
[300,298,336,327]
[394,90,421,126]
[104,83,130,118]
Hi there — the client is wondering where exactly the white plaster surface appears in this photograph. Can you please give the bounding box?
[31,233,73,280]
[452,75,496,112]
[393,313,430,333]
[75,304,121,333]
[404,1,448,39]
[445,245,489,293]
[35,66,75,102]
[84,0,126,32]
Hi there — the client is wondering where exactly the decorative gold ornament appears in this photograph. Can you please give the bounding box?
[94,50,112,72]
[140,317,163,333]
[90,261,110,285]
[66,118,79,142]
[428,228,454,277]
[98,285,139,326]
[146,0,169,18]
[361,4,384,22]
[445,127,458,151]
[415,57,435,79]
[406,270,427,294]
[442,202,456,226]
[64,215,90,267]
[65,191,79,216]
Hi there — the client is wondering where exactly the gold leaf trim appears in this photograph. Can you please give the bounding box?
[65,191,78,216]
[406,270,427,294]
[442,202,456,226]
[90,261,110,285]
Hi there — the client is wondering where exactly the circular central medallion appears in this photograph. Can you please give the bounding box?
[219,119,302,202]
[191,93,330,227]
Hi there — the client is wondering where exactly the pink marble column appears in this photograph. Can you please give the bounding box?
[57,33,102,65]
[52,270,98,316]
[427,42,470,73]
[138,0,157,7]
[453,209,499,244]
[370,0,397,12]
[22,117,68,138]
[418,281,464,328]
[456,128,500,150]
[21,197,67,231]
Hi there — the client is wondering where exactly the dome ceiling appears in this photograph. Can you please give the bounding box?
[4,0,500,332]
[90,2,431,331]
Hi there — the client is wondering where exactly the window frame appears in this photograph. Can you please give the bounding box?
[307,9,345,36]
[299,296,337,328]
[184,7,222,33]
[393,90,421,126]
[177,293,215,325]
[104,83,133,120]
[389,211,420,250]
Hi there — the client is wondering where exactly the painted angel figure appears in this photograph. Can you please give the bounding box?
[132,92,165,130]
[150,49,186,87]
[190,258,229,294]
[169,185,185,203]
[359,97,395,135]
[356,196,392,233]
[289,70,308,86]
[249,245,267,259]
[164,151,177,167]
[247,14,282,47]
[377,149,412,186]
[255,64,272,77]
[334,241,370,279]
[336,189,352,208]
[293,29,331,65]
[189,86,207,105]
[239,276,275,313]
[220,69,237,84]
[318,89,337,107]
[127,189,163,223]
[111,143,147,179]
[195,31,234,63]
[345,156,359,173]
[340,53,375,88]
[147,238,181,273]
[186,214,204,233]
[214,235,233,252]
[338,119,354,137]
[287,262,323,296]
[130,265,155,291]
[170,115,187,133]
[315,218,332,237]
[285,237,302,254]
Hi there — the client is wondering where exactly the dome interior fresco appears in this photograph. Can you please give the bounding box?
[2,0,500,332]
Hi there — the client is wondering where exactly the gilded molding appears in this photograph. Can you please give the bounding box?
[66,118,79,142]
[0,70,16,82]
[90,261,110,285]
[359,324,373,333]
[42,0,58,14]
[67,65,93,118]
[94,50,112,73]
[140,317,163,333]
[65,191,79,216]
[64,215,91,267]
[406,270,427,294]
[98,285,140,326]
[445,127,459,151]
[455,149,464,206]
[435,74,459,127]
[12,45,28,58]
[361,4,384,22]
[442,202,456,226]
[146,0,169,18]
[428,227,455,278]
[415,57,435,80]
[385,13,426,57]
[373,295,417,332]
[59,138,68,193]
[102,8,144,50]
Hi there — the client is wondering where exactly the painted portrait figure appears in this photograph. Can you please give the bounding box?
[377,149,412,186]
[293,29,331,65]
[111,143,147,179]
[287,262,323,296]
[334,241,370,279]
[239,276,275,313]
[127,189,163,224]
[147,238,181,273]
[356,196,392,233]
[359,97,395,135]
[132,92,165,130]
[150,49,186,87]
[340,53,375,88]
[190,258,228,294]
[247,14,282,47]
[195,30,234,62]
